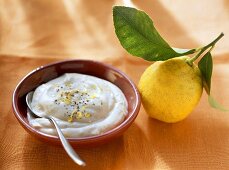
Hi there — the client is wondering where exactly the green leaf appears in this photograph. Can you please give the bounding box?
[198,52,228,111]
[208,96,228,111]
[113,6,195,61]
[198,52,212,94]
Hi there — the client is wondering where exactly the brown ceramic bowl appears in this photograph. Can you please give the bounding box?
[12,60,141,147]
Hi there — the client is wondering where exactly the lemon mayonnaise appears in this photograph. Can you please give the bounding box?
[27,73,128,137]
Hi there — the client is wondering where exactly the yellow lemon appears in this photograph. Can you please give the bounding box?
[138,56,203,123]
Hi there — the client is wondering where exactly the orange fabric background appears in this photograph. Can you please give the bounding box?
[0,0,229,169]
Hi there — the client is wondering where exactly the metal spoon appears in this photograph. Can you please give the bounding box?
[26,91,86,166]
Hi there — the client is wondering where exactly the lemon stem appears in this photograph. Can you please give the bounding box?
[186,33,224,66]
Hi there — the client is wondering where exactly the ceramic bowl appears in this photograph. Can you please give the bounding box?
[12,60,141,147]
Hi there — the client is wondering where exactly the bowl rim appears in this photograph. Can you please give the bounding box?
[12,59,141,143]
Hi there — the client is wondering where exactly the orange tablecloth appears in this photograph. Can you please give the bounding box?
[1,0,229,169]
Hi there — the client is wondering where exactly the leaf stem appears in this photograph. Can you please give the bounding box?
[186,33,224,66]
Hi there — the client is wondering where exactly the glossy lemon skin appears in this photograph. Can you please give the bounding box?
[138,56,203,123]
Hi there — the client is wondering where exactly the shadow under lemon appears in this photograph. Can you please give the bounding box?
[143,98,229,169]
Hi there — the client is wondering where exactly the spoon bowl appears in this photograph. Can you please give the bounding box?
[12,59,141,147]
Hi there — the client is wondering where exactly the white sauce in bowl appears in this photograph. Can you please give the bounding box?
[27,73,128,137]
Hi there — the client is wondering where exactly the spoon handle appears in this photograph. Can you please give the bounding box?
[47,116,86,166]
